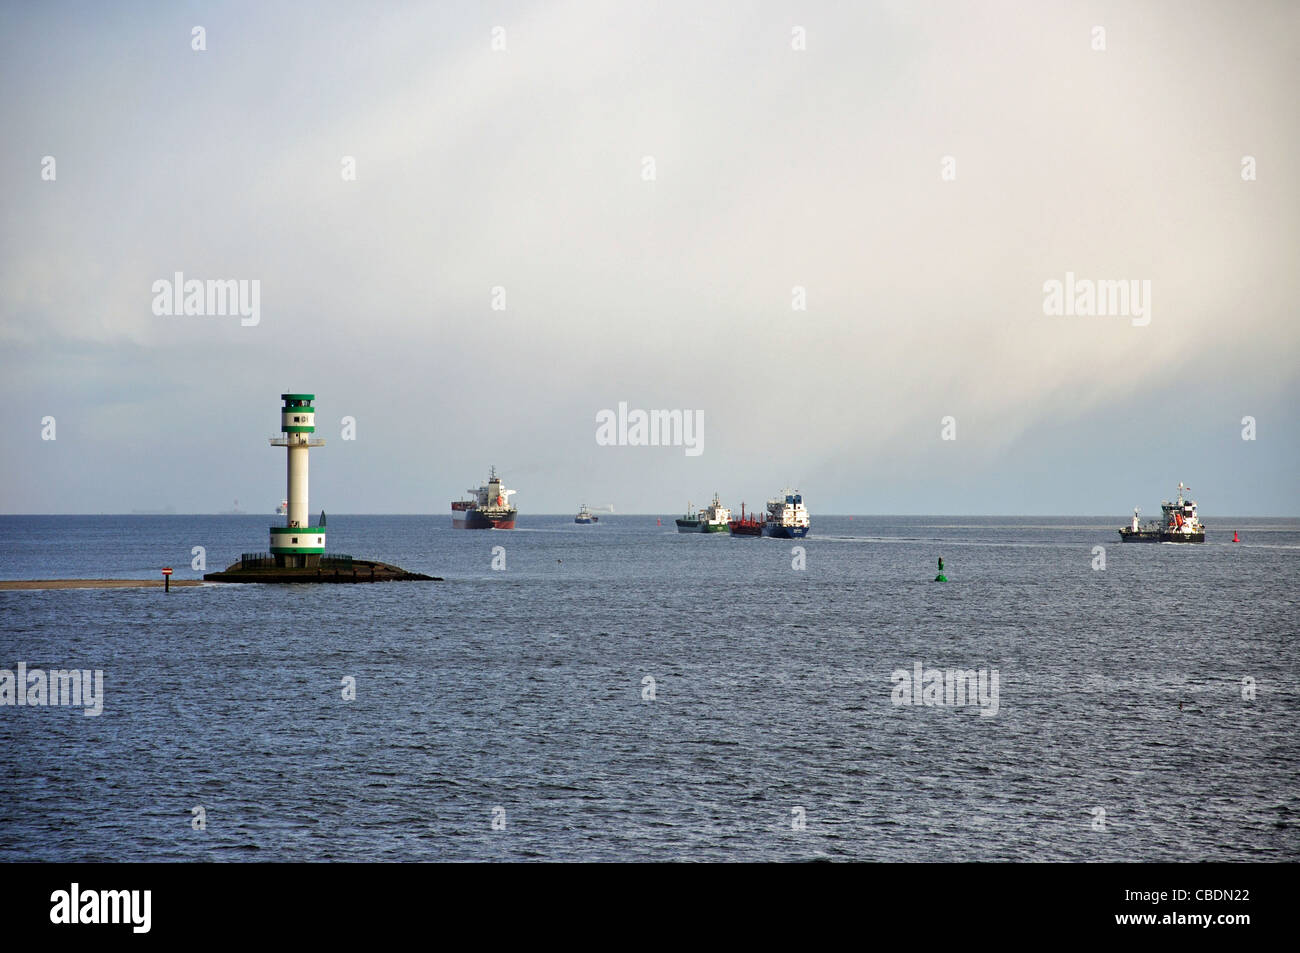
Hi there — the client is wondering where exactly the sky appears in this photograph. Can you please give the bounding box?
[1,0,1297,515]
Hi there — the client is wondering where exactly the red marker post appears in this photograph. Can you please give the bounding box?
[161,567,173,593]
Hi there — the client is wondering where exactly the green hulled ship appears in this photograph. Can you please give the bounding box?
[675,494,731,533]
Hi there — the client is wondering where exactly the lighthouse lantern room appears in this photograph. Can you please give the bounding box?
[269,393,326,567]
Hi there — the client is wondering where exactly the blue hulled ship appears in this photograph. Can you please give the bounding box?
[760,490,810,538]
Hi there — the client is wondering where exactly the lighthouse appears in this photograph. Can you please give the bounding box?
[268,393,325,567]
[205,391,436,583]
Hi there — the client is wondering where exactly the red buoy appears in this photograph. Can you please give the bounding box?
[1232,530,1240,543]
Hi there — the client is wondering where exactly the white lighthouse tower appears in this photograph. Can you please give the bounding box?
[269,393,325,567]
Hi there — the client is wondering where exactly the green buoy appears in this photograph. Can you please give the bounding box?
[934,556,947,582]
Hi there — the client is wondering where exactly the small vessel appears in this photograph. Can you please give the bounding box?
[728,502,764,537]
[676,494,731,533]
[761,489,811,538]
[575,504,598,524]
[1118,483,1205,543]
[451,467,518,529]
[275,499,287,516]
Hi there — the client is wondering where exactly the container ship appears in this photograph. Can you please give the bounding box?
[761,489,810,538]
[728,502,764,537]
[451,467,517,529]
[1119,482,1205,543]
[676,494,731,533]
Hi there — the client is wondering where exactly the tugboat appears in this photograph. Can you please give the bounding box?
[728,502,764,537]
[761,489,811,538]
[676,494,731,533]
[451,467,518,529]
[575,503,598,524]
[1119,483,1205,543]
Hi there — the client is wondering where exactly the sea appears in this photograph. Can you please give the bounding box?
[1,514,1296,862]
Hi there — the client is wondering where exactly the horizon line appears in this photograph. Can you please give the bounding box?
[1,513,1297,520]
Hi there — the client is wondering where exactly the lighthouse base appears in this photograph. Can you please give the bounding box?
[205,556,439,584]
[274,553,322,569]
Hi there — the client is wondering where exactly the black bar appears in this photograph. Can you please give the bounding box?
[0,862,1281,942]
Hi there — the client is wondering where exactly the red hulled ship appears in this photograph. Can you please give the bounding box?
[728,502,764,536]
[451,467,518,529]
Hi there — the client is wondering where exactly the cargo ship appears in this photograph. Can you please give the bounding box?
[451,467,517,529]
[728,502,764,537]
[676,494,731,533]
[761,489,810,538]
[1119,482,1205,543]
[575,504,598,524]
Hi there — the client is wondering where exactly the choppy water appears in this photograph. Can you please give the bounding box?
[1,514,1297,861]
